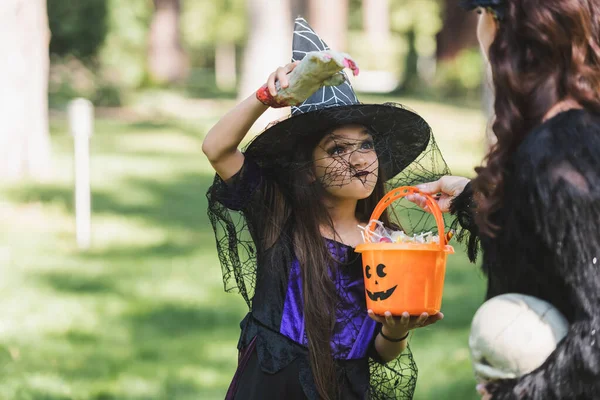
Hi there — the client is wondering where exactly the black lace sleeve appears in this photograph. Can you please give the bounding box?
[485,115,600,399]
[368,346,418,399]
[209,158,264,211]
[449,181,480,263]
[206,157,268,307]
[364,325,418,399]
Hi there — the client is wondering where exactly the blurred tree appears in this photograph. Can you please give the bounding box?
[0,0,52,180]
[148,0,189,84]
[436,0,478,61]
[239,0,291,98]
[180,0,246,93]
[400,28,419,91]
[47,0,108,60]
[363,0,390,51]
[215,41,237,91]
[308,0,348,51]
[99,0,151,89]
[389,0,441,90]
[213,0,246,91]
[291,0,308,19]
[239,0,291,131]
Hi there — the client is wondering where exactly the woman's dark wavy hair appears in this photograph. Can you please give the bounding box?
[473,0,600,235]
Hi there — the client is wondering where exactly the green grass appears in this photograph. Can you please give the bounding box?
[0,94,487,399]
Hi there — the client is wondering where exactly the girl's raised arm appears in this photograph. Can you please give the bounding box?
[202,62,298,181]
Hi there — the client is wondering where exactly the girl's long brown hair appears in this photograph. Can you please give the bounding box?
[282,129,391,400]
[473,0,600,235]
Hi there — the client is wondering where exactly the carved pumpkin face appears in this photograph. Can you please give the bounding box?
[365,263,397,301]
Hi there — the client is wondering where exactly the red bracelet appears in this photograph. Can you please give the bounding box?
[256,84,273,106]
[255,84,288,108]
[380,330,409,343]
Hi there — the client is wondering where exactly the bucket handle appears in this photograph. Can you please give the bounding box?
[365,186,447,250]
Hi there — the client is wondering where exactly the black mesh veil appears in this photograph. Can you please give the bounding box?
[207,101,452,399]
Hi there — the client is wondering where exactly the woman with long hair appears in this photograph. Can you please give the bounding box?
[204,18,447,399]
[415,1,600,398]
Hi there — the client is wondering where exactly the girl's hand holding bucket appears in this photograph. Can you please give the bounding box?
[367,309,444,339]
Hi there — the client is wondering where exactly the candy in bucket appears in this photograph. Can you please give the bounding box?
[357,220,442,244]
[355,186,455,316]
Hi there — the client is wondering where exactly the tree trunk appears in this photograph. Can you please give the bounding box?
[291,0,308,20]
[400,28,419,92]
[239,0,292,131]
[148,0,188,84]
[436,0,479,61]
[0,0,52,180]
[215,42,237,91]
[308,0,348,51]
[363,0,390,49]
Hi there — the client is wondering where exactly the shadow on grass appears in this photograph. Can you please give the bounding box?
[124,301,242,339]
[37,271,122,296]
[84,241,208,260]
[418,377,480,400]
[28,301,241,399]
[4,171,216,236]
[127,119,207,138]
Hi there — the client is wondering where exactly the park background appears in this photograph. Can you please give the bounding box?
[1,0,493,398]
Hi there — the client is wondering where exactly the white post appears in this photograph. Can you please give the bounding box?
[67,98,94,250]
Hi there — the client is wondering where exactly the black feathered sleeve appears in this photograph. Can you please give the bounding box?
[486,152,600,399]
[206,157,269,307]
[449,181,481,263]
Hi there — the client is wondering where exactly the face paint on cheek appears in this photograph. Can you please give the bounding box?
[321,158,353,188]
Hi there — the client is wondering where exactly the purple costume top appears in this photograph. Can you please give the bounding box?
[280,241,378,360]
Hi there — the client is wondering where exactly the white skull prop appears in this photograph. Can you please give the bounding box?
[469,293,569,382]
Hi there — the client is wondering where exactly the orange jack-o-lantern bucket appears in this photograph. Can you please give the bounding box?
[355,186,454,316]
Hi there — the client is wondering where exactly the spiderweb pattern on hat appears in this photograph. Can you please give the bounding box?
[290,18,359,115]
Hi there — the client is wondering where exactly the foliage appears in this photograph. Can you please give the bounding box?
[48,0,109,60]
[46,0,484,104]
[346,0,448,92]
[181,0,246,71]
[92,82,124,107]
[182,0,246,47]
[98,0,152,89]
[433,49,485,101]
[49,56,123,108]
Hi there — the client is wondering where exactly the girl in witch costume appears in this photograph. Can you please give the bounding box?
[203,18,450,400]
[412,1,600,399]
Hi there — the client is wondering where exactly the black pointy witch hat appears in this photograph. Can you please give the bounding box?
[243,17,432,180]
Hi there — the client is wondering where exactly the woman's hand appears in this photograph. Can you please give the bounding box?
[407,176,470,213]
[476,383,492,400]
[367,310,444,339]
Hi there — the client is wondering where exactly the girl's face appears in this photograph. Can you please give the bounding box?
[312,124,379,201]
[477,8,498,62]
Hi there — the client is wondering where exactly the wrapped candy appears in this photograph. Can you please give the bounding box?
[358,220,440,245]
